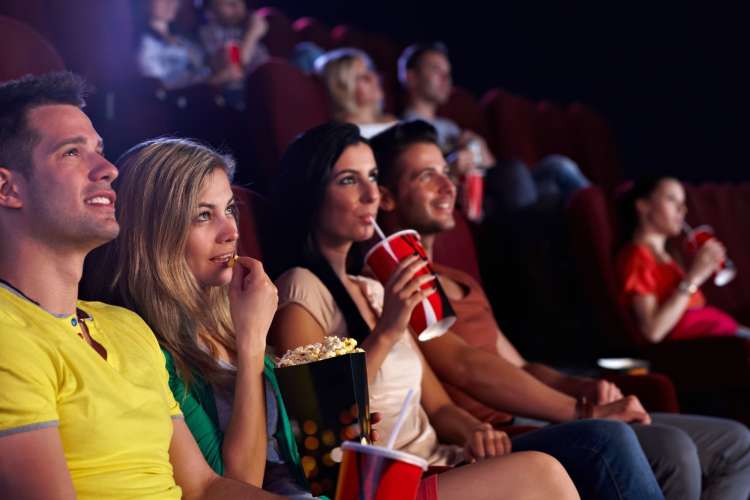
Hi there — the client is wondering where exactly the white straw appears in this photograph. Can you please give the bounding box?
[371,217,387,241]
[371,217,399,263]
[386,388,415,450]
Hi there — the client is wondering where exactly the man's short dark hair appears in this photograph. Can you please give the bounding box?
[370,120,439,191]
[0,72,89,176]
[397,42,449,86]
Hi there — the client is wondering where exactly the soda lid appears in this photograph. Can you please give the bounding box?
[715,265,737,287]
[340,442,428,470]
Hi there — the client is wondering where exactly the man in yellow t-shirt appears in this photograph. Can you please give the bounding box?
[0,72,281,500]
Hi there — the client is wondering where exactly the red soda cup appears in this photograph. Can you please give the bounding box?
[461,167,485,222]
[684,224,736,286]
[364,230,456,341]
[335,442,427,500]
[226,40,241,66]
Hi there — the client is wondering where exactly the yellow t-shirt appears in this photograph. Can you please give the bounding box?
[0,287,183,499]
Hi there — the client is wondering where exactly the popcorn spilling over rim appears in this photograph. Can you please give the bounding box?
[277,336,364,367]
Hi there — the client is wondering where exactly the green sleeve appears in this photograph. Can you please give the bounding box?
[163,349,225,475]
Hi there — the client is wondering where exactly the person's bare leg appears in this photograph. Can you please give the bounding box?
[437,451,579,500]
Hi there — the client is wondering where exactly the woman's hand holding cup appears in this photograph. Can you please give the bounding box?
[687,239,726,287]
[229,256,278,357]
[373,254,436,342]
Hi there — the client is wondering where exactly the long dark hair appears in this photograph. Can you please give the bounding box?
[615,176,674,249]
[268,122,372,342]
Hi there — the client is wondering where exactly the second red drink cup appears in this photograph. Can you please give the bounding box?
[335,441,427,500]
[365,230,456,341]
[684,225,736,286]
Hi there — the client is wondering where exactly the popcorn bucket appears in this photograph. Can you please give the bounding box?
[364,230,456,341]
[335,442,427,500]
[275,352,370,497]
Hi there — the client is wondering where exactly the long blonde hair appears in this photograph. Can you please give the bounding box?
[104,137,238,389]
[315,48,375,121]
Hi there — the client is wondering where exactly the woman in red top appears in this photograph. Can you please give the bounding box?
[615,176,747,342]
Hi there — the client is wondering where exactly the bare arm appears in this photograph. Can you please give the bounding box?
[241,12,268,67]
[421,331,650,423]
[631,239,726,343]
[221,358,267,485]
[170,419,282,500]
[0,428,76,499]
[420,331,578,422]
[419,348,482,445]
[631,292,692,343]
[221,258,278,485]
[418,347,512,461]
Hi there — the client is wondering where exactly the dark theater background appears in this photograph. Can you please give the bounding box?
[267,0,748,184]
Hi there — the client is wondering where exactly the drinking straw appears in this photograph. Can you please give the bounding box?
[682,221,694,234]
[386,389,415,450]
[371,217,399,262]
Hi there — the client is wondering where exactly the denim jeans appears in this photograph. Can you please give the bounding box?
[512,419,664,500]
[486,155,591,213]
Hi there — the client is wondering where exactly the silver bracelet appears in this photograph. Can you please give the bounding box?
[677,279,698,295]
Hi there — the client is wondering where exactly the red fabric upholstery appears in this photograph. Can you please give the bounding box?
[292,17,332,50]
[0,16,64,81]
[606,373,680,413]
[567,186,642,348]
[232,186,269,261]
[330,25,368,50]
[437,86,489,139]
[0,0,52,41]
[257,7,297,59]
[245,59,331,186]
[481,88,540,166]
[567,103,622,188]
[433,210,482,284]
[684,184,750,322]
[534,101,576,160]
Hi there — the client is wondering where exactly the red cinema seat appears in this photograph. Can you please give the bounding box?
[481,88,540,166]
[433,210,483,284]
[0,0,52,41]
[534,101,576,160]
[438,86,489,140]
[257,7,297,59]
[246,59,331,188]
[567,103,622,188]
[683,184,750,322]
[0,16,65,81]
[233,186,269,261]
[293,17,332,50]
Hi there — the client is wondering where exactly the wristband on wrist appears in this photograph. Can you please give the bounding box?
[677,279,698,295]
[575,396,594,420]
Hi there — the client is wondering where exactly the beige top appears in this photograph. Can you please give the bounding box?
[276,267,463,466]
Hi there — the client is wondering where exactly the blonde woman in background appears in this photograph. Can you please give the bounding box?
[315,48,398,138]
